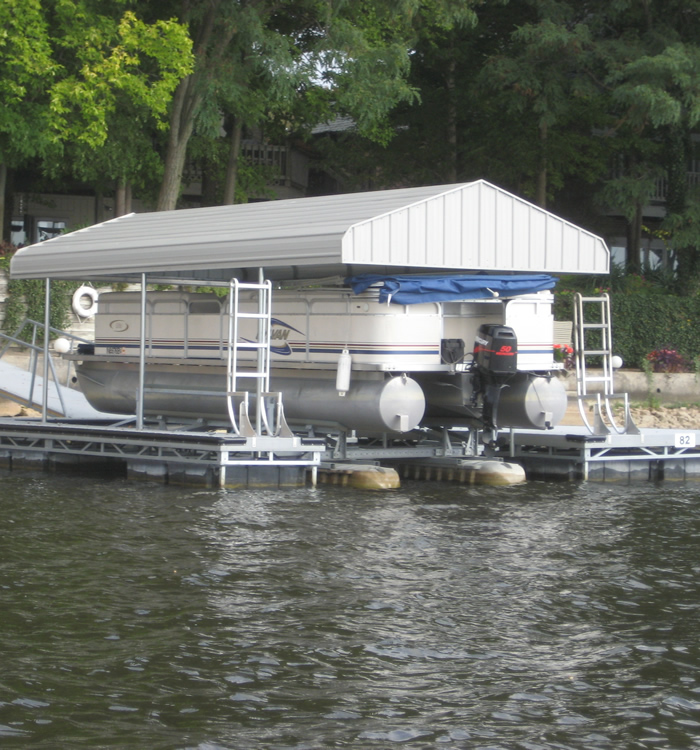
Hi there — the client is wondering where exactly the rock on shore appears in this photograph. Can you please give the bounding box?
[628,405,700,429]
[0,398,41,417]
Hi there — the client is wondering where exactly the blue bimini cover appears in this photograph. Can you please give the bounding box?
[347,274,556,305]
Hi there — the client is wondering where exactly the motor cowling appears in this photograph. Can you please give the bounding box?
[473,324,518,374]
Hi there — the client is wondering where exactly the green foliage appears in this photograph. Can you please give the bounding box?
[49,10,194,149]
[552,267,700,371]
[5,0,700,271]
[0,0,57,166]
[610,293,700,370]
[639,356,661,408]
[597,168,662,224]
[555,279,700,371]
[0,253,78,342]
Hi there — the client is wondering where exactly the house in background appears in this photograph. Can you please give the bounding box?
[603,175,700,274]
[10,121,352,246]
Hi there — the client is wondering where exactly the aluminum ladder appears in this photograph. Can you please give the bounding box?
[226,278,292,438]
[573,292,638,435]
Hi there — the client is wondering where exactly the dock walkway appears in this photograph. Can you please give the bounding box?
[0,359,118,420]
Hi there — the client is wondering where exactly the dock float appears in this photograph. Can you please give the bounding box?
[311,463,401,490]
[394,457,526,486]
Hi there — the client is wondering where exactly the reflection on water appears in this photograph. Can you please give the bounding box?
[1,472,700,748]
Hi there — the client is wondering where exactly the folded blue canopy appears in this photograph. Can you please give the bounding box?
[347,274,556,305]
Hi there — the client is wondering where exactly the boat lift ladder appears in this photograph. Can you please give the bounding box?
[226,278,293,439]
[573,292,638,435]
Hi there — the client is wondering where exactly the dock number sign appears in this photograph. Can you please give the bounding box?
[674,433,697,448]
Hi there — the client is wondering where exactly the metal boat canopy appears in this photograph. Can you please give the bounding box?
[10,180,609,283]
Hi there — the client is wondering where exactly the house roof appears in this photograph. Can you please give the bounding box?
[10,180,609,283]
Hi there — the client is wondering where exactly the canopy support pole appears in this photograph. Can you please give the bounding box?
[42,278,50,423]
[256,267,265,437]
[137,273,147,429]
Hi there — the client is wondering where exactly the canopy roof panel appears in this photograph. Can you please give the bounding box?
[10,180,609,282]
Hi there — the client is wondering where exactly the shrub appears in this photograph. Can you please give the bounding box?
[645,348,690,373]
[1,250,79,340]
[611,294,700,369]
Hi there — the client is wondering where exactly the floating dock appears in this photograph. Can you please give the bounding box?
[0,416,325,488]
[2,308,699,487]
[2,413,700,486]
[498,425,700,482]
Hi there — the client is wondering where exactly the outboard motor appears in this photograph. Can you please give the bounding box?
[472,324,518,433]
[474,324,517,375]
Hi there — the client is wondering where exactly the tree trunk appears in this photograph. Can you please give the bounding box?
[157,75,202,211]
[535,121,547,208]
[155,2,236,212]
[0,163,6,243]
[664,123,698,293]
[115,179,133,217]
[445,56,458,183]
[223,117,243,205]
[115,180,127,217]
[626,203,642,274]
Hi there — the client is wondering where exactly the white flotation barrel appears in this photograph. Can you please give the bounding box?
[336,348,352,396]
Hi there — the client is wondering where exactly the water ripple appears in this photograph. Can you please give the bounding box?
[2,474,700,747]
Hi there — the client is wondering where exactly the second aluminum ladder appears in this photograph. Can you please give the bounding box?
[573,292,638,435]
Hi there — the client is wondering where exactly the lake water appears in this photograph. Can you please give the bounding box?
[1,471,700,749]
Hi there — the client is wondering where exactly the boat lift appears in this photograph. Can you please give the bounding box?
[3,180,700,484]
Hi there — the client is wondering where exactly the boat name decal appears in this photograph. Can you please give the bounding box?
[268,318,303,355]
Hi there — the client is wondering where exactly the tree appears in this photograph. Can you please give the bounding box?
[0,0,193,238]
[0,0,57,237]
[592,3,700,284]
[312,0,606,200]
[345,0,700,287]
[47,5,193,215]
[296,0,485,192]
[155,0,469,210]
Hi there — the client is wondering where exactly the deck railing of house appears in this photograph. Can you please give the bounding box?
[651,172,700,202]
[241,143,308,191]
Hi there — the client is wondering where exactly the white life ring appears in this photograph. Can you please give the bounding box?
[72,286,98,318]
